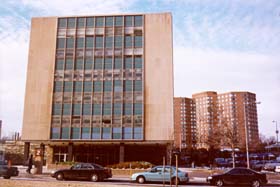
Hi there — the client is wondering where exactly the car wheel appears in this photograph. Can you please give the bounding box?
[3,176,11,179]
[172,177,180,185]
[56,173,64,180]
[91,174,99,182]
[137,176,146,184]
[216,179,224,187]
[251,180,260,187]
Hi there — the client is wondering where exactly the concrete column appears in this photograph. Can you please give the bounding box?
[24,142,30,162]
[166,143,173,165]
[67,143,73,162]
[119,143,125,163]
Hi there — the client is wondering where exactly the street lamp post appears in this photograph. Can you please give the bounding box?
[244,101,261,169]
[272,120,278,144]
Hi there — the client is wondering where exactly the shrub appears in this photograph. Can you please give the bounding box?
[107,161,154,169]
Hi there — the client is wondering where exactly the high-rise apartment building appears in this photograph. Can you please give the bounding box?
[174,98,196,150]
[22,13,174,165]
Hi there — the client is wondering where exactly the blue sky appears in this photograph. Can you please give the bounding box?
[0,0,280,138]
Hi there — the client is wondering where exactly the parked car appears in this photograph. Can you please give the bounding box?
[206,167,267,187]
[0,160,19,179]
[251,160,267,171]
[275,165,280,173]
[51,163,112,182]
[131,165,189,184]
[263,161,280,171]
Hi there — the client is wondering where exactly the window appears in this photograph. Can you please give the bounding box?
[64,81,73,92]
[55,59,64,70]
[114,36,122,48]
[84,81,92,92]
[134,56,142,69]
[134,16,143,27]
[134,103,142,115]
[114,57,122,69]
[102,127,111,139]
[115,16,123,26]
[94,58,103,69]
[125,16,133,27]
[105,36,113,48]
[71,127,80,139]
[124,80,132,91]
[63,103,71,115]
[104,81,112,92]
[124,103,132,115]
[77,18,85,28]
[73,104,81,115]
[74,81,82,92]
[75,59,83,70]
[103,103,111,115]
[93,81,102,92]
[86,17,94,27]
[67,18,76,28]
[65,58,73,70]
[114,80,122,92]
[134,127,142,139]
[76,37,84,48]
[134,80,142,91]
[52,104,62,115]
[57,38,65,49]
[66,38,74,48]
[86,36,94,48]
[96,17,104,27]
[134,36,142,48]
[124,56,132,69]
[82,127,90,139]
[83,104,91,115]
[105,17,113,26]
[54,81,62,92]
[123,127,132,139]
[58,18,67,28]
[93,104,101,115]
[95,36,103,48]
[113,103,122,115]
[125,36,132,48]
[61,127,70,139]
[85,58,93,70]
[51,127,60,139]
[113,127,121,139]
[104,57,112,69]
[92,127,100,139]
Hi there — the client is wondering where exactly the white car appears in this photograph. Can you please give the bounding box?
[275,165,280,173]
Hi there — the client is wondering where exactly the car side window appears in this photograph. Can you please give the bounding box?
[241,169,254,175]
[73,164,82,169]
[155,167,162,172]
[228,169,241,175]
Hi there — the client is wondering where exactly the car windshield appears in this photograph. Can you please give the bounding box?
[92,163,103,169]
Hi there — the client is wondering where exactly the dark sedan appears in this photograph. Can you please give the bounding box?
[51,163,112,182]
[207,167,267,187]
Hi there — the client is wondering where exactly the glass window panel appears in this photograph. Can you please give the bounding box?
[85,58,93,70]
[94,81,102,92]
[103,103,111,115]
[57,38,65,49]
[124,80,132,91]
[63,103,71,115]
[67,18,76,28]
[134,56,142,69]
[86,17,94,27]
[113,103,122,115]
[73,104,81,115]
[64,81,73,92]
[114,80,122,92]
[71,127,80,139]
[102,127,111,139]
[92,127,100,139]
[58,18,67,28]
[104,81,112,92]
[134,103,142,115]
[105,36,113,49]
[115,16,123,26]
[93,104,101,115]
[83,103,91,115]
[124,56,132,69]
[113,127,121,139]
[114,36,123,48]
[74,81,82,92]
[61,127,70,139]
[84,81,92,92]
[82,127,90,139]
[134,15,143,27]
[114,57,122,69]
[125,16,133,27]
[66,38,74,48]
[55,59,64,70]
[51,127,60,139]
[123,127,132,139]
[76,38,84,48]
[54,81,62,92]
[105,16,113,26]
[125,36,132,48]
[52,104,62,115]
[77,18,85,28]
[75,58,83,70]
[134,36,142,48]
[95,36,103,48]
[94,57,103,69]
[134,127,143,139]
[96,17,104,27]
[104,57,112,69]
[65,58,73,70]
[86,36,94,48]
[124,103,132,115]
[134,80,142,91]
